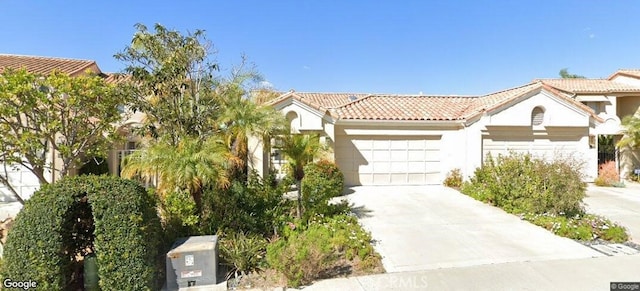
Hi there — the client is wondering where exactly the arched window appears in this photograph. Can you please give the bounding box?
[531,107,545,126]
[285,111,300,133]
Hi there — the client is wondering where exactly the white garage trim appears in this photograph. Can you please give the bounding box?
[335,135,442,186]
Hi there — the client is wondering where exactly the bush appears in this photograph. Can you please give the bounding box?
[443,168,463,188]
[301,160,345,218]
[462,152,586,216]
[220,232,268,278]
[200,172,292,237]
[266,223,335,287]
[1,176,162,290]
[595,161,620,187]
[266,214,379,287]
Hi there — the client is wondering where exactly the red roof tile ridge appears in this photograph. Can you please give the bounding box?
[0,53,96,63]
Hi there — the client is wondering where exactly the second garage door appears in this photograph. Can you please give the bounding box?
[335,135,441,186]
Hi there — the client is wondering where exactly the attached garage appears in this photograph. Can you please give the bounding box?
[335,135,442,186]
[482,128,586,163]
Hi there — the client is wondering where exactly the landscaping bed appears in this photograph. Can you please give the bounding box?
[455,152,632,244]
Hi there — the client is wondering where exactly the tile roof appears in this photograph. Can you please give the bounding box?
[289,92,372,108]
[333,95,476,121]
[104,73,132,84]
[609,69,640,79]
[0,54,100,76]
[536,78,640,94]
[277,81,602,123]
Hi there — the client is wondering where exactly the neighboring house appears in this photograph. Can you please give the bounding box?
[253,72,640,186]
[0,54,140,206]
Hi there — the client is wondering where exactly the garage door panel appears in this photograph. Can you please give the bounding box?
[483,133,580,164]
[335,135,441,186]
[390,150,407,161]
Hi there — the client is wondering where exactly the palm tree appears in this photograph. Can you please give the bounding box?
[279,134,324,219]
[218,83,286,181]
[617,115,640,149]
[121,136,236,211]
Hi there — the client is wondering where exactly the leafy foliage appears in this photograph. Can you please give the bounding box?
[559,68,585,79]
[115,23,221,143]
[219,232,268,278]
[461,152,586,216]
[200,172,292,237]
[617,114,640,149]
[279,134,325,218]
[1,176,162,290]
[0,68,124,203]
[443,168,463,188]
[266,214,379,287]
[301,160,345,219]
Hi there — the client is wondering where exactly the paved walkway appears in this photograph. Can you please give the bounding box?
[305,255,640,291]
[344,186,602,273]
[584,183,640,244]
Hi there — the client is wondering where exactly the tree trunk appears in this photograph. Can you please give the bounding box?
[296,180,302,219]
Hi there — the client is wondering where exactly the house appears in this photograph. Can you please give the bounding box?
[254,74,640,186]
[0,54,141,207]
[2,53,640,199]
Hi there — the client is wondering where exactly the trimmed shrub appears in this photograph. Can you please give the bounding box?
[1,176,162,290]
[443,168,463,188]
[595,161,619,187]
[301,160,344,218]
[462,152,586,216]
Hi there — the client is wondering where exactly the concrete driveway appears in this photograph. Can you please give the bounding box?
[344,186,602,273]
[584,183,640,244]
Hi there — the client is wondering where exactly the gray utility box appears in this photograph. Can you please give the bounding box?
[166,235,219,290]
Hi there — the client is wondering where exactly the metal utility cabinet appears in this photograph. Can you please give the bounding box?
[166,235,219,289]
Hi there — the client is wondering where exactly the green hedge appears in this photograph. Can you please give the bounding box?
[2,176,162,290]
[301,160,344,218]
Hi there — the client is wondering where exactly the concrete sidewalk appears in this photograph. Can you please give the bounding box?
[304,255,640,291]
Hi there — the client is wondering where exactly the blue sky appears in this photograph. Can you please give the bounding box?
[1,1,639,95]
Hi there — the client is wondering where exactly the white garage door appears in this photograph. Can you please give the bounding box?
[482,133,582,163]
[335,135,441,186]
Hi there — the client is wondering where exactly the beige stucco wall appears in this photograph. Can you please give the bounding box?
[616,96,640,119]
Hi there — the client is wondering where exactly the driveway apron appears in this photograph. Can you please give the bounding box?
[584,183,640,244]
[344,186,602,273]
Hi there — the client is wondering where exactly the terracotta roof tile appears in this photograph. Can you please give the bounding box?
[0,54,99,76]
[536,78,640,94]
[609,69,640,80]
[292,92,372,108]
[104,73,132,84]
[332,94,476,121]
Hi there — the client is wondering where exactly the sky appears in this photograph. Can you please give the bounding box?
[1,1,640,95]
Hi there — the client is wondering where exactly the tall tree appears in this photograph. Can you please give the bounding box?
[0,69,124,203]
[115,23,221,144]
[559,68,585,79]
